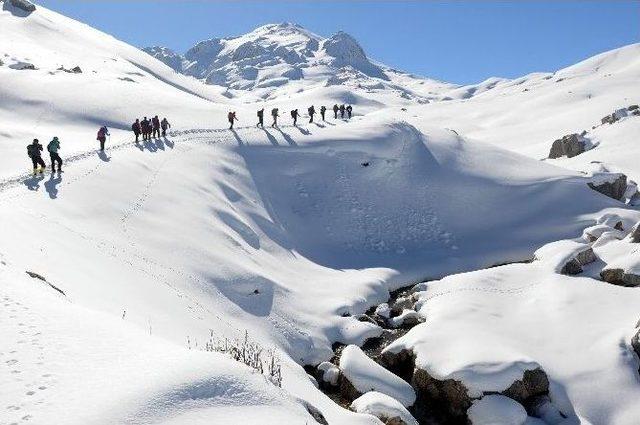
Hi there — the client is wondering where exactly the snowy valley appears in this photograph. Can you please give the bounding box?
[1,1,640,425]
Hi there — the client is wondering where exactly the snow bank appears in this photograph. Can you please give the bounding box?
[339,345,416,407]
[468,395,527,425]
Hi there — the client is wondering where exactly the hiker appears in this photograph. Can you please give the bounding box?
[308,105,316,123]
[152,116,160,138]
[27,139,46,174]
[228,111,238,130]
[333,104,339,119]
[141,117,150,141]
[271,108,279,128]
[346,105,353,119]
[97,126,110,151]
[291,109,299,126]
[320,105,327,121]
[132,119,141,142]
[257,109,264,128]
[47,136,62,173]
[161,118,171,136]
[340,104,346,119]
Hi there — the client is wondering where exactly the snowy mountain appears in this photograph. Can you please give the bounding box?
[143,23,453,102]
[2,2,640,425]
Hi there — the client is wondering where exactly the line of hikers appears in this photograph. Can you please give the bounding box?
[131,116,171,142]
[229,104,353,129]
[26,137,63,175]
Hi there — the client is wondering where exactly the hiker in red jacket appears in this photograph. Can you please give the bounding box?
[97,126,110,151]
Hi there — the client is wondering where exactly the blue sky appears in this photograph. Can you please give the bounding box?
[38,1,638,84]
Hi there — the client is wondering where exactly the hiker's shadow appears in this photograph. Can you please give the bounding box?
[163,137,174,149]
[262,129,279,146]
[276,128,298,146]
[314,123,326,128]
[23,174,44,191]
[143,139,158,153]
[44,173,62,199]
[155,137,165,151]
[97,150,111,162]
[231,129,244,146]
[295,126,311,136]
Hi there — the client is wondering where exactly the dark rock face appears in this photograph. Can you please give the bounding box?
[8,0,36,13]
[600,268,640,287]
[548,133,586,159]
[303,401,329,425]
[588,174,627,201]
[561,259,584,275]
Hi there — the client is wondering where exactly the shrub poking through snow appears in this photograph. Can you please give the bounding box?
[205,330,282,387]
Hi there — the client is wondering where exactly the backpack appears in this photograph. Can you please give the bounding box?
[26,144,34,158]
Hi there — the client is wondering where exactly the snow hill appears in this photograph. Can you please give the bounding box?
[1,2,640,425]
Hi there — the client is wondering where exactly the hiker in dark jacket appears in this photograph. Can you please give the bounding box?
[47,137,62,173]
[320,106,327,121]
[152,116,160,138]
[290,109,299,126]
[257,109,264,128]
[308,105,315,123]
[340,104,346,119]
[141,117,150,141]
[333,104,339,119]
[161,118,171,136]
[228,111,238,130]
[27,139,46,174]
[271,108,279,128]
[97,126,110,151]
[132,119,141,142]
[346,105,353,119]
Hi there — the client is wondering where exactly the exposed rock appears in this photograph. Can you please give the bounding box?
[548,133,586,159]
[587,173,627,201]
[629,104,639,111]
[601,114,617,125]
[390,295,415,316]
[303,401,329,425]
[354,313,378,325]
[627,222,640,243]
[9,61,36,70]
[7,0,36,13]
[597,213,624,231]
[600,267,640,287]
[389,309,423,329]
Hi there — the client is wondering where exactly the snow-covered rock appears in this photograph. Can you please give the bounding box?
[467,395,527,425]
[389,309,423,329]
[375,303,392,319]
[339,345,416,407]
[350,392,418,425]
[317,361,340,386]
[587,172,627,201]
[627,221,640,243]
[600,252,640,287]
[533,240,596,275]
[582,224,624,242]
[5,0,36,14]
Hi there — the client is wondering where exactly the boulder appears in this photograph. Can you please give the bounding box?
[71,66,82,74]
[380,348,549,422]
[7,0,36,13]
[587,173,627,201]
[582,224,623,243]
[601,114,617,125]
[597,213,624,231]
[548,133,586,159]
[600,258,640,287]
[533,240,596,275]
[389,309,423,329]
[316,361,340,386]
[629,104,639,111]
[339,345,415,406]
[350,392,419,425]
[390,295,415,315]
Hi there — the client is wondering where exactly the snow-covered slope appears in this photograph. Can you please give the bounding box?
[2,1,640,425]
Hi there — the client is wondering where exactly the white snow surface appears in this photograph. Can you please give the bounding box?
[468,395,527,425]
[350,391,419,425]
[1,3,640,425]
[339,345,416,407]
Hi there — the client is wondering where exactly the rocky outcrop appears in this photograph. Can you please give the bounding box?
[588,173,627,201]
[533,240,597,275]
[548,133,586,159]
[600,268,640,287]
[380,348,549,423]
[6,0,36,13]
